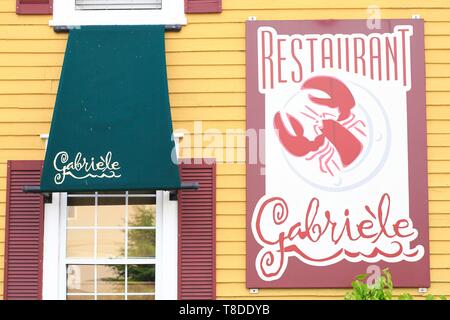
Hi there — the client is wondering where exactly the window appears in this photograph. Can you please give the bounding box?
[50,0,186,27]
[75,0,162,10]
[64,192,158,300]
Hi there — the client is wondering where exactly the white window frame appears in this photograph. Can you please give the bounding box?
[50,0,187,27]
[42,191,178,300]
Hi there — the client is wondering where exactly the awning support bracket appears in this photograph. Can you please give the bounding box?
[22,181,199,202]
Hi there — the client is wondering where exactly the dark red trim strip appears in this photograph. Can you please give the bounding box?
[16,0,53,15]
[185,0,222,14]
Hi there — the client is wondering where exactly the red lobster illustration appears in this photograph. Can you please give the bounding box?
[274,76,365,176]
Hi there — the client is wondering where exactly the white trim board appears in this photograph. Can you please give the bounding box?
[50,0,187,27]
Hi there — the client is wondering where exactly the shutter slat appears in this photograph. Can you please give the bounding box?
[178,159,216,300]
[4,160,44,300]
[185,0,222,14]
[16,0,53,15]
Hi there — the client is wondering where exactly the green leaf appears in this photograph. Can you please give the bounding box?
[398,293,413,300]
[355,273,368,281]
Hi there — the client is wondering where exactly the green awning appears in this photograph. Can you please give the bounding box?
[40,26,181,192]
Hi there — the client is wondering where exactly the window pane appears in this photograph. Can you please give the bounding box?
[98,197,125,227]
[128,229,155,258]
[127,295,155,300]
[67,230,94,258]
[67,295,94,300]
[67,206,95,227]
[97,265,125,294]
[128,204,156,227]
[97,295,125,300]
[67,265,95,294]
[67,197,95,227]
[97,229,125,258]
[127,265,155,294]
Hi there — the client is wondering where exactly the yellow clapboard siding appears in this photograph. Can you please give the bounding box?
[170,93,244,107]
[427,64,450,77]
[431,241,450,254]
[172,51,246,65]
[0,2,14,12]
[217,229,245,243]
[0,13,50,24]
[426,50,450,63]
[217,202,246,215]
[0,38,244,54]
[428,161,450,173]
[217,215,246,229]
[0,65,245,80]
[0,66,62,80]
[0,108,53,122]
[430,188,450,201]
[217,255,245,269]
[430,227,450,240]
[0,94,56,108]
[0,136,46,150]
[430,214,450,227]
[50,78,247,94]
[0,80,52,94]
[0,26,67,40]
[188,9,450,23]
[429,174,450,187]
[216,282,450,297]
[173,121,245,134]
[429,201,450,214]
[428,134,450,146]
[216,189,245,202]
[431,269,450,282]
[430,255,450,268]
[223,0,450,10]
[0,40,67,53]
[0,122,50,136]
[428,92,450,105]
[217,269,246,283]
[0,53,64,66]
[428,121,450,134]
[178,148,245,164]
[168,65,245,79]
[172,79,246,93]
[166,38,244,52]
[0,150,45,163]
[217,242,246,256]
[428,148,450,160]
[172,107,245,121]
[427,78,450,91]
[217,175,245,189]
[428,106,450,119]
[216,163,246,175]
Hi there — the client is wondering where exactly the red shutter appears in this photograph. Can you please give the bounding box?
[185,0,222,13]
[3,160,44,300]
[16,0,53,15]
[178,159,216,300]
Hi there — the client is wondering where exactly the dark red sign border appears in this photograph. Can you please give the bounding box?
[246,19,430,288]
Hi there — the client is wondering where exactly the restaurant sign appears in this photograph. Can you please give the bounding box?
[246,20,429,288]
